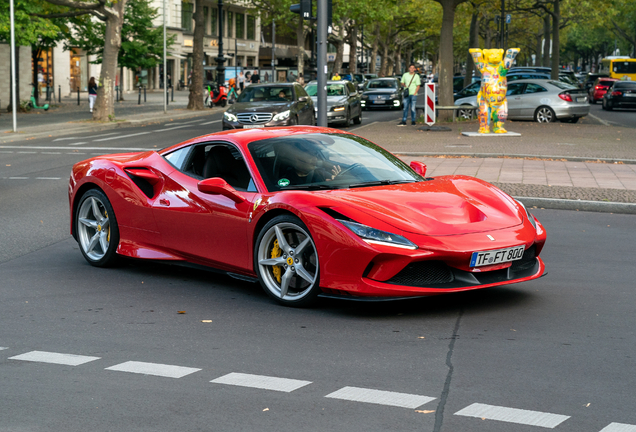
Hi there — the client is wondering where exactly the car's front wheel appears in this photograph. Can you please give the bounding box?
[76,189,119,267]
[534,106,556,123]
[254,215,320,307]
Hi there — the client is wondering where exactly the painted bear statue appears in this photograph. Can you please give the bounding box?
[469,48,520,134]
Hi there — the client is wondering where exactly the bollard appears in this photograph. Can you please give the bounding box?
[77,87,80,105]
[171,86,174,102]
[166,88,169,105]
[116,85,119,102]
[138,86,141,105]
[58,85,61,104]
[46,85,51,101]
[144,86,146,102]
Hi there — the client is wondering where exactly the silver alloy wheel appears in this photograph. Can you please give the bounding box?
[535,106,555,123]
[77,195,111,261]
[458,107,473,120]
[257,222,318,301]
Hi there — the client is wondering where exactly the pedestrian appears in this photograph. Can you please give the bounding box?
[238,71,245,92]
[245,71,252,87]
[251,70,261,84]
[88,76,98,113]
[398,63,421,126]
[167,73,172,88]
[296,72,305,86]
[332,71,341,80]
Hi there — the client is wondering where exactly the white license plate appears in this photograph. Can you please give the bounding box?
[576,97,586,102]
[470,245,525,267]
[625,93,636,97]
[373,100,386,104]
[243,124,265,129]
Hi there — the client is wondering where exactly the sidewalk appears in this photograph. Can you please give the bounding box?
[1,103,635,213]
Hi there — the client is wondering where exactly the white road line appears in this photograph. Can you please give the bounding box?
[0,347,7,350]
[9,350,101,366]
[67,152,86,155]
[211,372,312,393]
[105,361,201,378]
[68,142,88,146]
[199,119,222,125]
[325,386,435,409]
[93,132,151,142]
[17,151,37,154]
[0,150,14,153]
[54,132,120,141]
[8,177,28,180]
[169,119,206,125]
[36,177,61,180]
[454,403,570,428]
[600,423,636,432]
[0,146,148,151]
[588,113,612,127]
[348,121,378,132]
[41,152,62,154]
[153,125,191,132]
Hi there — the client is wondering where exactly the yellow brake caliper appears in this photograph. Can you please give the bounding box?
[105,210,110,242]
[271,239,282,283]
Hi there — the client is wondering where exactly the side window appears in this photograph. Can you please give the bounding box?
[164,146,192,170]
[507,83,524,96]
[181,143,256,192]
[296,85,308,98]
[347,82,355,94]
[524,83,547,94]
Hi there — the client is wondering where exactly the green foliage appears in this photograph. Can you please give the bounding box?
[67,0,175,70]
[0,0,63,46]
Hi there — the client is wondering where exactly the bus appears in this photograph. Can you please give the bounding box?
[600,56,636,81]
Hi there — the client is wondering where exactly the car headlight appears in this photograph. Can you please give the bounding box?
[332,105,345,112]
[362,94,369,99]
[515,199,537,229]
[339,220,417,250]
[223,112,237,122]
[390,93,398,98]
[273,110,291,122]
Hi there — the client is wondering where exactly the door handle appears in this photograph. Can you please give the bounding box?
[159,199,170,206]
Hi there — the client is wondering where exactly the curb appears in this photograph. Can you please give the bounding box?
[514,196,636,215]
[397,152,636,165]
[0,108,221,144]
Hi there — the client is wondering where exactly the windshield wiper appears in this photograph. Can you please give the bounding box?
[280,184,341,191]
[347,180,418,188]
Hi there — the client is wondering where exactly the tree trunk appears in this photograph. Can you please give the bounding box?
[369,25,380,74]
[464,9,479,88]
[93,1,126,121]
[542,13,550,68]
[550,0,560,79]
[379,42,389,77]
[436,0,460,116]
[188,0,205,110]
[348,23,358,74]
[394,47,401,75]
[332,26,345,75]
[296,16,305,77]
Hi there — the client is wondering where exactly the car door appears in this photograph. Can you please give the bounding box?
[346,81,361,118]
[517,82,549,119]
[505,82,526,118]
[294,84,313,124]
[152,142,257,272]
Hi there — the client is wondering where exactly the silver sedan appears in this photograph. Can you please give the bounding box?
[455,79,590,123]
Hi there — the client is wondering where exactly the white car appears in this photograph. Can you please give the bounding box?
[455,79,590,123]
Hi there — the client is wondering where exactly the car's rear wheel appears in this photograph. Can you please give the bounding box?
[290,115,298,126]
[76,189,119,267]
[353,108,362,124]
[254,215,320,307]
[606,100,613,111]
[534,106,556,123]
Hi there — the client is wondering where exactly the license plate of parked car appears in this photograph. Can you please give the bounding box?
[577,97,586,102]
[470,245,525,267]
[243,124,265,128]
[373,100,386,104]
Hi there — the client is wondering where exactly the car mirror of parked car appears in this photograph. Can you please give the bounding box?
[197,177,246,203]
[410,161,427,177]
[298,96,309,102]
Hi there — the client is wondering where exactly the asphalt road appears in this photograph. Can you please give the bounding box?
[581,102,636,128]
[2,110,636,431]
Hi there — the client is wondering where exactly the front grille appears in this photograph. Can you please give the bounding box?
[385,261,454,287]
[237,113,273,124]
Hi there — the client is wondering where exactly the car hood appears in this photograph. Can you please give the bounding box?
[362,89,398,94]
[321,177,522,236]
[227,101,293,113]
[309,96,348,107]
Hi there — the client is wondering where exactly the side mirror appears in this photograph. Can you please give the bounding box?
[197,177,245,203]
[298,96,308,102]
[410,161,427,177]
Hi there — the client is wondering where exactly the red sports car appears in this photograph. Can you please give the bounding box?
[69,126,546,306]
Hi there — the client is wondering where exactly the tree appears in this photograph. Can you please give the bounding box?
[36,0,128,121]
[188,0,204,110]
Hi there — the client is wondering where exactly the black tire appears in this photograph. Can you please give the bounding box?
[344,108,351,127]
[221,99,227,107]
[353,108,362,124]
[602,99,607,110]
[606,100,613,111]
[75,189,120,267]
[534,106,556,123]
[254,215,321,307]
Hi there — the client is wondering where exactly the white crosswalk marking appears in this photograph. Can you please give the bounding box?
[9,351,101,366]
[105,361,201,378]
[93,132,151,142]
[211,372,312,393]
[600,423,636,432]
[325,386,435,409]
[454,403,570,428]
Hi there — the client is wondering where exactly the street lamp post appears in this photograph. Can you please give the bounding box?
[216,0,225,87]
[163,0,167,113]
[10,0,17,132]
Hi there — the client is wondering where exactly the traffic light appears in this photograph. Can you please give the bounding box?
[290,0,312,19]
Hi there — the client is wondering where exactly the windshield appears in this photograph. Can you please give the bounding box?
[366,80,398,90]
[248,133,424,191]
[305,84,347,97]
[237,86,292,103]
[613,61,636,74]
[548,80,578,90]
[305,84,317,96]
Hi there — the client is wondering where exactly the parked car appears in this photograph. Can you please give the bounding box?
[360,78,403,110]
[507,72,578,87]
[588,78,619,104]
[453,75,481,92]
[454,79,590,123]
[69,126,546,306]
[222,83,315,130]
[364,73,378,80]
[304,80,362,126]
[454,80,481,101]
[583,73,610,91]
[602,80,636,110]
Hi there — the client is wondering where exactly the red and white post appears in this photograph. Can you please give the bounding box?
[425,83,436,126]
